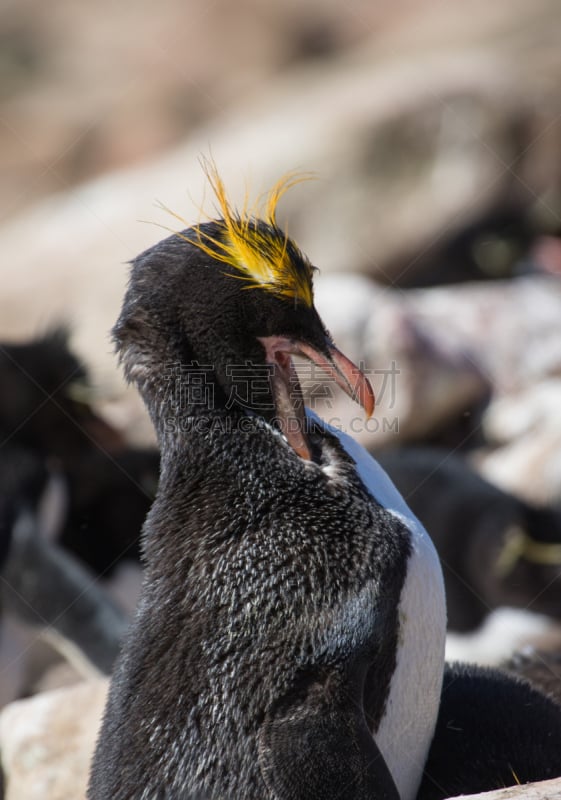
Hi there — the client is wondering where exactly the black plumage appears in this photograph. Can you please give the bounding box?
[0,329,159,575]
[92,413,409,798]
[0,330,157,684]
[419,662,561,800]
[0,327,123,463]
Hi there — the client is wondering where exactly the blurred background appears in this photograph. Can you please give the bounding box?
[1,0,561,795]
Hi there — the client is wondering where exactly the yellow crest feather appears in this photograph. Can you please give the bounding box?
[159,160,316,307]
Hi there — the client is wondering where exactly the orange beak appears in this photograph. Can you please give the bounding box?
[258,335,375,460]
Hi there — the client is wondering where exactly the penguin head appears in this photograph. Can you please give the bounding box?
[114,168,374,460]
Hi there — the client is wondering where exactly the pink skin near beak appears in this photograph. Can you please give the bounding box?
[258,335,375,461]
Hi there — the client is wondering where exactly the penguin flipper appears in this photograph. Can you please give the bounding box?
[259,687,399,800]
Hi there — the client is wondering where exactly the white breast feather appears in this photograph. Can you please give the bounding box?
[308,411,447,800]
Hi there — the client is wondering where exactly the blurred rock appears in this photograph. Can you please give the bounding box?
[402,277,561,396]
[2,1,561,394]
[449,778,561,800]
[312,274,491,447]
[316,274,561,488]
[478,382,561,504]
[0,679,107,800]
[445,609,561,666]
[0,0,424,222]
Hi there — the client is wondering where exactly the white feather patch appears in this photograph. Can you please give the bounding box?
[308,412,447,800]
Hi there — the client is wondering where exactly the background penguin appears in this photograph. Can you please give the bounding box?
[419,661,561,800]
[0,442,128,698]
[0,328,124,463]
[376,447,561,633]
[0,329,158,699]
[88,168,446,800]
[0,328,159,577]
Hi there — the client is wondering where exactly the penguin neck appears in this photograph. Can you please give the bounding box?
[136,350,278,449]
[157,407,249,457]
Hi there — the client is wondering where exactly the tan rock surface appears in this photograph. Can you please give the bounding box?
[314,274,561,448]
[2,0,561,397]
[0,680,107,800]
[452,777,561,800]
